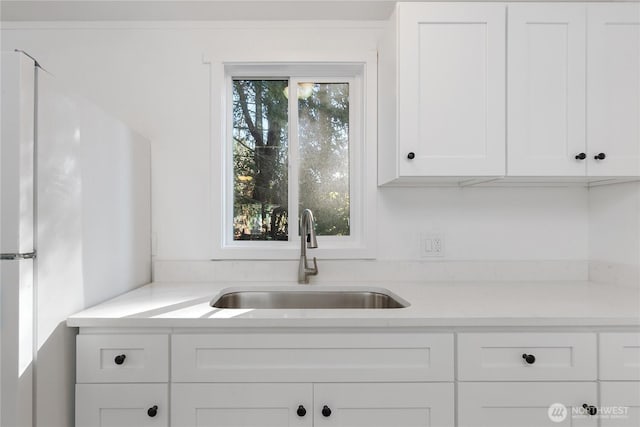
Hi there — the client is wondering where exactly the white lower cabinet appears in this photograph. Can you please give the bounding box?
[600,382,640,427]
[171,383,313,426]
[599,333,640,381]
[171,383,454,427]
[457,333,600,427]
[313,383,454,427]
[76,383,168,427]
[599,333,640,426]
[171,332,453,383]
[458,382,598,427]
[457,333,597,381]
[74,330,640,427]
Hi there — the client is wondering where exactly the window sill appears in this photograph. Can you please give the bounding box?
[212,242,376,260]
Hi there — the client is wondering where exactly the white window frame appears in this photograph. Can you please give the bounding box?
[210,56,377,260]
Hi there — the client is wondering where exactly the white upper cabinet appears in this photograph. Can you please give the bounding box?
[378,3,506,184]
[587,3,640,177]
[507,4,587,176]
[380,2,640,184]
[509,3,640,178]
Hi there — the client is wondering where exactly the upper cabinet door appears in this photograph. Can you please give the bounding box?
[587,4,640,177]
[397,3,506,177]
[507,4,587,176]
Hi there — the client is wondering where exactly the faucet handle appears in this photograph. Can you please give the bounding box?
[307,257,319,275]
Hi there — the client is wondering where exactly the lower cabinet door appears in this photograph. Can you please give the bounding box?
[600,382,640,427]
[76,383,168,427]
[458,382,598,427]
[171,383,313,426]
[313,383,454,427]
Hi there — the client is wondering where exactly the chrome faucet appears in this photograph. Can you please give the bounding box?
[298,209,318,284]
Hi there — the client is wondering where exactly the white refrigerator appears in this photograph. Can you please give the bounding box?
[0,50,152,427]
[1,50,39,427]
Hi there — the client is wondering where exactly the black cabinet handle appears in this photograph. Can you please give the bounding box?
[297,405,306,417]
[322,405,332,417]
[114,354,126,365]
[147,405,158,417]
[594,153,606,160]
[407,152,415,160]
[522,353,536,364]
[575,153,586,160]
[583,404,597,416]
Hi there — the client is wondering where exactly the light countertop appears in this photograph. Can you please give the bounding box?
[67,280,640,328]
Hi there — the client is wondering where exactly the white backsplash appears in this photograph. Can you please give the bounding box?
[153,260,588,283]
[589,261,640,288]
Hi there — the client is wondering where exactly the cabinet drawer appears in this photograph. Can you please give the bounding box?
[77,334,169,383]
[76,383,168,427]
[458,333,596,381]
[172,333,453,382]
[600,333,640,380]
[171,383,313,426]
[314,383,454,426]
[600,382,640,426]
[458,382,598,426]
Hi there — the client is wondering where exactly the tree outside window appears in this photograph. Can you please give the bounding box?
[232,79,350,241]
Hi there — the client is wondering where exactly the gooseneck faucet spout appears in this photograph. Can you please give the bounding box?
[298,209,319,284]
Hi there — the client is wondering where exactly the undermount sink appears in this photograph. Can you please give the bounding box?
[210,286,409,309]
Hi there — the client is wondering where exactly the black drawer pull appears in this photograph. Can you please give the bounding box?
[147,405,158,417]
[297,405,306,417]
[522,353,536,364]
[322,405,332,417]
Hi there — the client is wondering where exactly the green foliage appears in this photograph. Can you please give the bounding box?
[298,83,350,236]
[232,80,289,240]
[232,80,350,240]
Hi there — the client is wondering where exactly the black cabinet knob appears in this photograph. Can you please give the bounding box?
[583,404,597,416]
[594,153,606,160]
[114,354,126,365]
[322,405,332,417]
[522,353,536,364]
[575,153,586,160]
[407,152,415,160]
[147,405,158,417]
[297,405,307,417]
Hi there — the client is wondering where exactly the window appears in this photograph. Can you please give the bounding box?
[232,79,290,241]
[232,79,351,241]
[214,61,376,259]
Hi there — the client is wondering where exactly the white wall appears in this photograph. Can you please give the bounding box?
[1,22,592,271]
[378,186,588,261]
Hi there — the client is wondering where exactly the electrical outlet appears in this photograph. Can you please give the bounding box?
[421,233,444,258]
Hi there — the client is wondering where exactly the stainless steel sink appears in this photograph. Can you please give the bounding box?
[210,287,409,309]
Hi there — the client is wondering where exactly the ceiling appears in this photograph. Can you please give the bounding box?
[0,0,621,23]
[0,1,397,21]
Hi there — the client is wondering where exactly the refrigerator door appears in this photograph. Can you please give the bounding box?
[1,51,37,427]
[35,62,85,427]
[1,52,35,256]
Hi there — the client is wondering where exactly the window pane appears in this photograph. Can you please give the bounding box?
[232,79,289,241]
[298,82,350,236]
